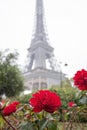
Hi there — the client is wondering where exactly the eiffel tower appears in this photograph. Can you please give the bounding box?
[24,0,65,91]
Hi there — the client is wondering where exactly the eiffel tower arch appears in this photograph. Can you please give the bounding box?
[24,0,66,91]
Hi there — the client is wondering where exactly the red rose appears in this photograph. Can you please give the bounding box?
[11,101,20,106]
[73,69,87,90]
[3,101,19,116]
[29,90,61,113]
[68,102,75,107]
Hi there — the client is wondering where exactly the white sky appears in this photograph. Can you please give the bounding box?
[0,0,87,78]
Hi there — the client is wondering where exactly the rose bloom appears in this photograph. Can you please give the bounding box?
[73,69,87,90]
[3,101,20,116]
[29,90,62,113]
[68,102,75,107]
[12,101,20,106]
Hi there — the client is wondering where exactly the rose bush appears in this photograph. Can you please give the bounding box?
[67,69,87,124]
[0,90,62,130]
[0,69,87,130]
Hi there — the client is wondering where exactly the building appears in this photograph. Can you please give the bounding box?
[24,0,66,91]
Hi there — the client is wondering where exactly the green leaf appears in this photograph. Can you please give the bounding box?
[40,119,49,130]
[47,121,58,130]
[79,96,87,104]
[0,115,5,129]
[19,121,34,130]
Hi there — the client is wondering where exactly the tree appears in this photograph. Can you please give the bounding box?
[0,49,24,97]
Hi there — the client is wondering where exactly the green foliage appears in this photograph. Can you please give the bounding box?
[0,49,24,97]
[15,93,32,104]
[19,121,34,130]
[51,86,78,109]
[47,121,58,130]
[0,115,5,129]
[48,79,87,122]
[19,111,59,130]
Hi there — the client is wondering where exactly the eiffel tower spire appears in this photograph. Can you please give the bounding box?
[31,0,49,45]
[27,0,55,70]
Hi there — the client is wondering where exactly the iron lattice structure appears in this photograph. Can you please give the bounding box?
[24,0,65,91]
